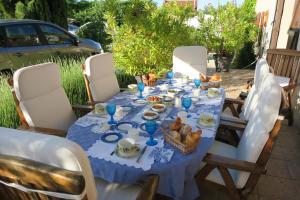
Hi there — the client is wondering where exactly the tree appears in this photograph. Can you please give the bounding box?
[1,0,68,28]
[104,0,198,75]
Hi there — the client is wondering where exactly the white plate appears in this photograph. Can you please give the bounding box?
[198,113,216,127]
[117,123,134,131]
[191,97,199,102]
[134,99,147,104]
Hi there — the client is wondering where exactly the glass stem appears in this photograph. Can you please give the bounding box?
[110,115,114,123]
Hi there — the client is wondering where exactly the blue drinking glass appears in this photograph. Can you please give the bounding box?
[137,82,145,99]
[167,71,174,84]
[182,96,192,114]
[145,120,158,146]
[106,103,117,125]
[194,79,201,88]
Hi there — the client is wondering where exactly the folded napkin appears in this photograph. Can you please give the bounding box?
[149,147,174,163]
[87,135,164,171]
[75,116,102,127]
[201,129,216,138]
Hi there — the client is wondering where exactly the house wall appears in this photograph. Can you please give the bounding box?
[277,0,297,48]
[255,0,277,56]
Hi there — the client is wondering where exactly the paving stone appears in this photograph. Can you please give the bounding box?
[257,175,298,199]
[266,158,291,178]
[288,161,300,180]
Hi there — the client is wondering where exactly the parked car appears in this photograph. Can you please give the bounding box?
[0,19,103,74]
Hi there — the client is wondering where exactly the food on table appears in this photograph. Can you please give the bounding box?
[143,111,159,120]
[169,117,202,146]
[116,138,140,158]
[199,72,222,82]
[207,88,220,97]
[210,74,222,82]
[198,113,215,126]
[151,103,166,113]
[147,95,161,103]
[141,72,157,86]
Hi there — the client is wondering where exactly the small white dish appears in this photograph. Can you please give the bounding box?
[143,111,159,120]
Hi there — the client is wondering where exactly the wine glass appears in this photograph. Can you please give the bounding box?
[167,71,174,84]
[137,82,145,99]
[106,103,117,125]
[194,79,201,88]
[145,120,158,146]
[181,97,192,117]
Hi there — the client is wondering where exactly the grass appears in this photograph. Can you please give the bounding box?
[0,56,135,128]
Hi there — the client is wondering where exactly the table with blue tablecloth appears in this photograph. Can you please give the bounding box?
[67,80,225,200]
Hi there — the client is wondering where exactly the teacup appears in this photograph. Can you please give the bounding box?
[95,103,106,114]
[128,84,137,94]
[117,138,140,157]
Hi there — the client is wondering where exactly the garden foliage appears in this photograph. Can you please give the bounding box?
[103,0,198,76]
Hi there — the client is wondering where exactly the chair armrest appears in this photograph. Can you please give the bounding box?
[0,154,86,198]
[282,83,297,91]
[87,101,105,106]
[204,153,266,174]
[219,120,246,131]
[225,98,245,105]
[18,126,66,137]
[136,175,159,200]
[72,104,94,114]
[220,115,247,125]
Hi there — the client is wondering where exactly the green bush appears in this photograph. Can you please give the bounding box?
[104,0,198,76]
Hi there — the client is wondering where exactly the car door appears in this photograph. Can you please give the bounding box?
[3,23,51,71]
[38,24,82,58]
[0,26,11,73]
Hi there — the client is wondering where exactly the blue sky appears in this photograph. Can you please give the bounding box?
[153,0,244,9]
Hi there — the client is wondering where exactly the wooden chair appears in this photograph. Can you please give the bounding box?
[7,63,92,137]
[221,58,270,124]
[82,53,120,105]
[172,46,207,79]
[0,127,159,200]
[196,73,283,200]
[266,49,300,125]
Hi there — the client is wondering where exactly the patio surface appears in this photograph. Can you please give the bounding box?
[198,61,300,200]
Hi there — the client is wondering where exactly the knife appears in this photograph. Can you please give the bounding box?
[136,146,147,163]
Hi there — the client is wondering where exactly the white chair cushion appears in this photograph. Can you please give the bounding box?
[243,59,270,120]
[85,53,120,102]
[0,127,97,200]
[242,85,258,121]
[205,141,238,187]
[173,46,207,78]
[274,75,290,87]
[95,178,142,200]
[13,63,76,131]
[236,73,281,188]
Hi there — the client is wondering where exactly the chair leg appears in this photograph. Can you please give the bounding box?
[218,166,240,200]
[288,109,293,126]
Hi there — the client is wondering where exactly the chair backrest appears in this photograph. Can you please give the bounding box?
[0,127,97,200]
[13,63,76,131]
[266,49,300,84]
[235,73,282,188]
[243,59,270,120]
[84,53,120,103]
[172,46,207,79]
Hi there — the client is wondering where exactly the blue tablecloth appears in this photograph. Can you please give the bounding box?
[67,81,225,200]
